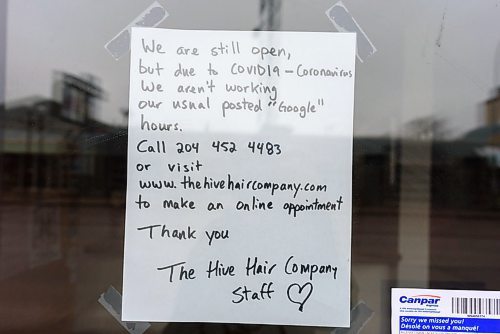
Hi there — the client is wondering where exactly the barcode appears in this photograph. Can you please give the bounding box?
[452,297,500,315]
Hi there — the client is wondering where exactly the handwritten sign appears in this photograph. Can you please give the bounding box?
[123,28,355,327]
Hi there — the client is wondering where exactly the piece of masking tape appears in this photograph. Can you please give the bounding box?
[105,1,169,60]
[332,301,374,334]
[326,1,376,62]
[98,286,151,334]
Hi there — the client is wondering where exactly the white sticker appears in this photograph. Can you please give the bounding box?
[123,28,356,327]
[392,288,500,333]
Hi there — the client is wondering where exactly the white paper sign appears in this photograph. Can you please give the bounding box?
[123,28,356,327]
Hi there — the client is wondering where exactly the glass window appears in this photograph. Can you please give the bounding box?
[1,1,499,333]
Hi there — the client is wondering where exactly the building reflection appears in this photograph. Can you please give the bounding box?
[0,73,126,199]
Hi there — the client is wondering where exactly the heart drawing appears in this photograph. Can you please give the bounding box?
[287,282,313,312]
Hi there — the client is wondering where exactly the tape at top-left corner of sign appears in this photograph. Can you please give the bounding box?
[98,285,151,334]
[104,1,169,60]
